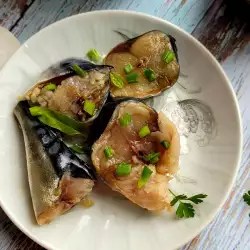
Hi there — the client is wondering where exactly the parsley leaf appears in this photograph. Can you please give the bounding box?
[176,202,195,218]
[170,195,187,206]
[176,202,185,218]
[183,203,195,218]
[187,194,208,204]
[243,190,250,206]
[169,189,207,219]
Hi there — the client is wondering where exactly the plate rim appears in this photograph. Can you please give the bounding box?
[0,9,243,250]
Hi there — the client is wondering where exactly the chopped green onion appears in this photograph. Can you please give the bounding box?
[116,163,131,176]
[72,64,87,77]
[29,106,88,135]
[139,125,150,137]
[126,73,138,84]
[150,156,160,164]
[143,68,156,82]
[83,100,96,116]
[37,113,80,135]
[70,144,84,154]
[123,63,133,74]
[104,146,114,159]
[110,72,124,88]
[161,140,170,150]
[144,152,160,164]
[138,166,153,188]
[44,83,56,91]
[29,106,83,136]
[162,50,175,64]
[119,113,132,127]
[87,49,101,62]
[29,106,46,116]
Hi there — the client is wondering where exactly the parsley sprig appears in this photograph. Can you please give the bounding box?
[169,189,207,218]
[243,190,250,206]
[243,190,250,216]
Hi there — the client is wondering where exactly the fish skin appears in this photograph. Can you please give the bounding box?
[37,58,113,84]
[14,101,96,225]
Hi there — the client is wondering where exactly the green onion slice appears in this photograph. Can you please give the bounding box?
[116,163,131,176]
[87,49,101,62]
[70,144,84,154]
[143,68,156,82]
[29,106,87,136]
[104,146,114,159]
[123,63,133,74]
[83,100,96,116]
[144,152,160,164]
[139,125,150,137]
[119,113,132,127]
[138,166,153,188]
[44,83,56,91]
[38,115,79,135]
[110,72,124,88]
[72,64,87,77]
[126,72,138,84]
[161,140,170,150]
[162,50,175,64]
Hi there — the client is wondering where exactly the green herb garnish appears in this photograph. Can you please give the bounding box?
[29,106,87,135]
[144,152,160,164]
[44,83,56,91]
[243,190,250,216]
[83,100,96,116]
[243,190,250,206]
[104,146,114,159]
[72,64,87,77]
[123,63,133,74]
[126,72,138,83]
[139,125,150,137]
[70,144,85,154]
[143,68,156,82]
[116,163,131,176]
[138,166,153,188]
[110,72,124,88]
[119,113,132,127]
[161,140,170,150]
[169,189,208,218]
[162,50,175,64]
[87,49,101,62]
[37,114,80,136]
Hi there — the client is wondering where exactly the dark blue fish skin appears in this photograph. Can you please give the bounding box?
[16,101,96,180]
[45,58,113,80]
[60,58,113,72]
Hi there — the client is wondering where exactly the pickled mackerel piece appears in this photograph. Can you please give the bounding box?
[14,101,96,225]
[105,30,180,99]
[91,101,180,211]
[24,59,112,124]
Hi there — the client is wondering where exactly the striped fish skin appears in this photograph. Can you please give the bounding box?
[14,101,96,225]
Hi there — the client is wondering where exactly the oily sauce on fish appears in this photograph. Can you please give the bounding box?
[105,30,180,99]
[92,101,180,211]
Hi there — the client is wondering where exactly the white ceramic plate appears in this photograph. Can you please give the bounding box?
[0,10,242,250]
[0,27,20,68]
